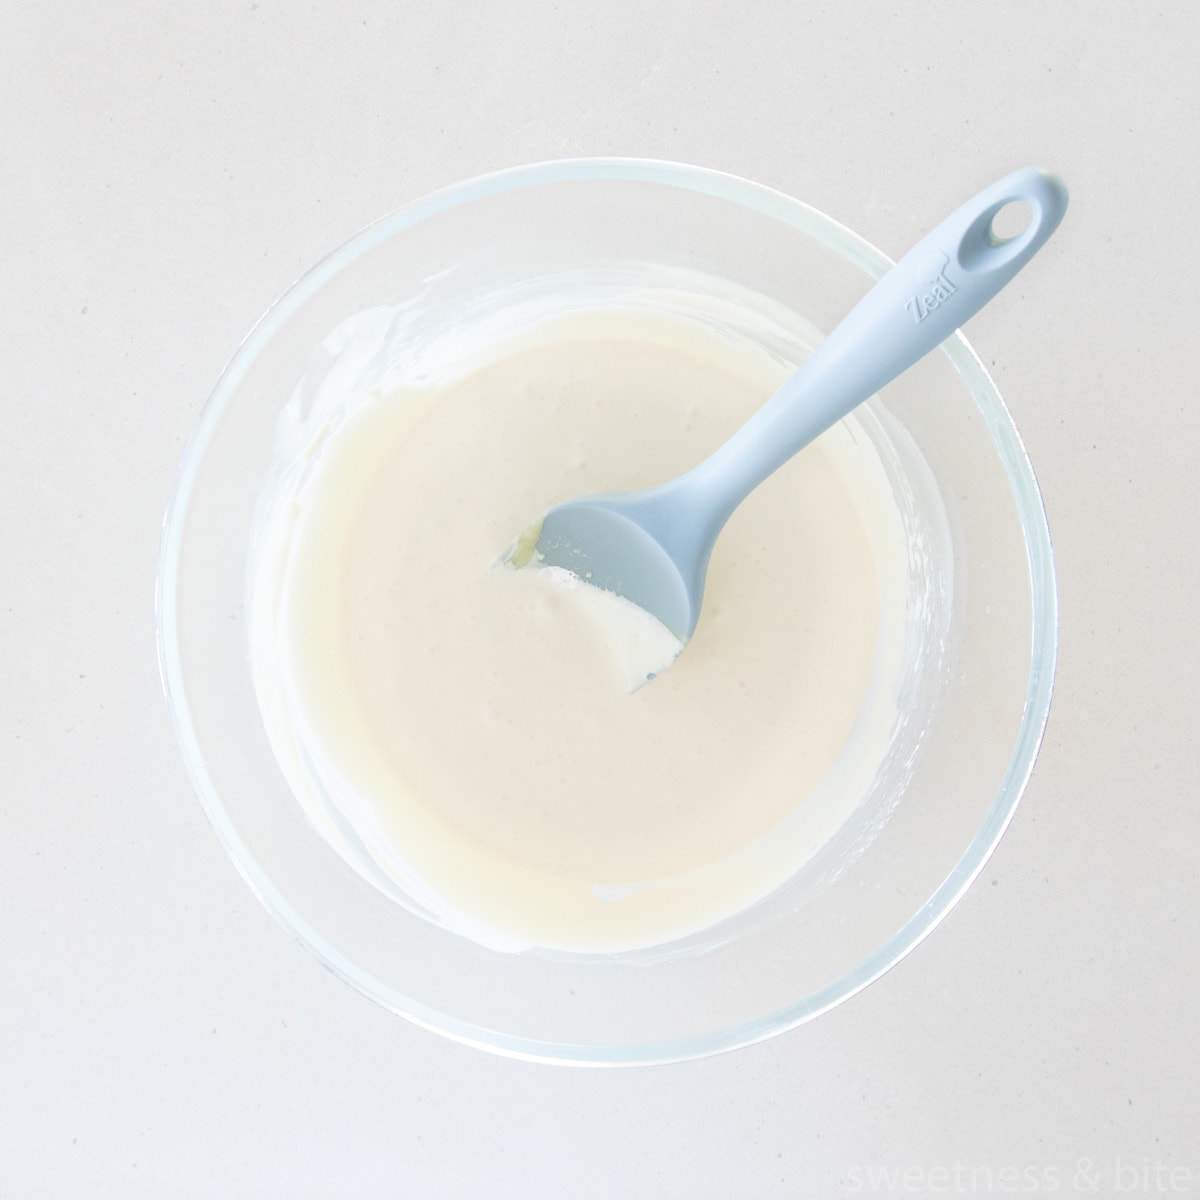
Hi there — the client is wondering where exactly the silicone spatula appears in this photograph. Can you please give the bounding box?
[506,167,1068,652]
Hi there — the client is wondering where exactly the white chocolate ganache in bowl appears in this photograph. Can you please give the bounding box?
[249,269,950,955]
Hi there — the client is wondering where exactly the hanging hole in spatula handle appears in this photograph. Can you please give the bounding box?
[956,168,1069,274]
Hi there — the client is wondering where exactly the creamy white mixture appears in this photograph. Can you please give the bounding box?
[250,305,910,954]
[511,565,685,692]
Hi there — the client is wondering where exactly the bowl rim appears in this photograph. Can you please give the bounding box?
[156,157,1058,1066]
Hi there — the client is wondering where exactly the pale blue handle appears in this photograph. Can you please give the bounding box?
[531,167,1069,643]
[685,167,1069,521]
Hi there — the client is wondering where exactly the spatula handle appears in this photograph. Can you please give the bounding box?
[694,167,1069,515]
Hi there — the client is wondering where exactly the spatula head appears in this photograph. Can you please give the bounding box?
[511,498,699,643]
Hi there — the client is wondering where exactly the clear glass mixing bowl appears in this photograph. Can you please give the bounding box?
[157,159,1056,1065]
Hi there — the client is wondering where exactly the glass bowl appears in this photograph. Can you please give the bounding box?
[157,159,1056,1065]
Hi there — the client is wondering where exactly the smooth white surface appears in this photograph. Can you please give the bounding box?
[251,311,900,954]
[3,2,1197,1195]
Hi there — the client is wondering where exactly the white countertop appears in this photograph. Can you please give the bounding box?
[4,2,1197,1195]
